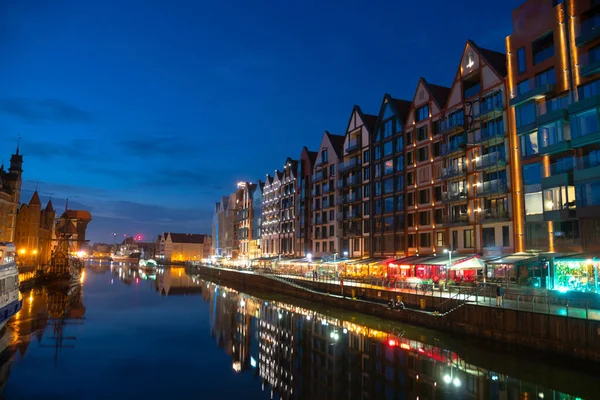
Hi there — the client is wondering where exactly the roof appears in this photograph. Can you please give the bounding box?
[392,98,413,121]
[64,210,92,221]
[45,199,54,212]
[468,39,507,77]
[325,131,345,159]
[422,79,451,108]
[362,113,378,131]
[488,253,538,265]
[29,191,41,205]
[168,233,207,244]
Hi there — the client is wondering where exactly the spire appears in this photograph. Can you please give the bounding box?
[30,190,41,205]
[16,134,20,155]
[65,198,69,212]
[46,198,54,212]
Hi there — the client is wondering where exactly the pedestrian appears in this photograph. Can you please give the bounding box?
[496,285,502,306]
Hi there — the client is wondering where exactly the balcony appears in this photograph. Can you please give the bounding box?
[345,192,361,203]
[479,209,510,223]
[538,130,572,155]
[344,209,362,220]
[542,172,573,190]
[574,154,600,183]
[473,152,506,171]
[443,215,469,226]
[580,58,600,78]
[568,95,600,147]
[442,191,467,202]
[441,165,467,180]
[544,208,577,221]
[346,138,360,154]
[441,135,467,157]
[475,100,503,121]
[510,83,556,107]
[440,116,465,135]
[311,170,328,182]
[468,127,505,145]
[475,179,507,197]
[537,108,569,127]
[576,16,600,47]
[339,158,361,172]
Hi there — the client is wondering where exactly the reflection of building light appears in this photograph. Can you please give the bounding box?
[232,362,241,373]
[250,357,257,368]
[443,374,452,384]
[453,377,461,387]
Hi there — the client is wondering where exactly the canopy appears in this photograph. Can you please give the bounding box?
[553,253,599,262]
[487,253,538,266]
[448,257,485,270]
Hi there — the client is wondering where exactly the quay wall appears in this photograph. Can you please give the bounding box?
[196,266,600,363]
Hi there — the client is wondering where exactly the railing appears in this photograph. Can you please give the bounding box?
[339,159,361,172]
[443,214,468,225]
[479,209,510,222]
[346,138,359,153]
[344,209,361,219]
[549,160,575,175]
[440,114,465,133]
[476,179,507,196]
[472,126,505,143]
[473,152,505,170]
[441,166,467,179]
[477,98,503,116]
[346,192,361,202]
[312,170,327,182]
[441,136,466,156]
[578,153,600,169]
[442,191,467,202]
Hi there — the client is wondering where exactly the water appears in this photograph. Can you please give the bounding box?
[1,263,597,399]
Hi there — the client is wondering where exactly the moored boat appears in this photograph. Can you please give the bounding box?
[0,243,22,330]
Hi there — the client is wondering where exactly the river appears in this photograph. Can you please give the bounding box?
[0,263,596,399]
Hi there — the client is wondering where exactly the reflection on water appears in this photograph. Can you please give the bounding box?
[0,266,593,399]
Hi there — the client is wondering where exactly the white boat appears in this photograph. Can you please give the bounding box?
[139,258,157,271]
[0,243,22,330]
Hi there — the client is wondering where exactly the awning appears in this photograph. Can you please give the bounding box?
[449,257,485,270]
[421,254,480,267]
[487,253,538,266]
[553,253,598,262]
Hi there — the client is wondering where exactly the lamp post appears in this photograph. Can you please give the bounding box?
[443,249,453,287]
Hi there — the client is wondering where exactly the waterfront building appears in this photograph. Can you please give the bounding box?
[338,106,377,258]
[505,0,600,290]
[404,78,451,256]
[157,232,211,262]
[56,209,92,252]
[250,181,263,259]
[296,147,317,257]
[440,40,514,258]
[279,158,298,257]
[0,146,23,243]
[261,172,281,257]
[311,131,345,258]
[370,94,412,257]
[14,191,55,266]
[237,182,256,260]
[212,195,234,257]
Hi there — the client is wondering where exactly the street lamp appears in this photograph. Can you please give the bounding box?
[343,251,348,258]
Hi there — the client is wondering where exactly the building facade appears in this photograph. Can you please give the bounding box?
[339,106,376,258]
[261,173,281,257]
[14,192,55,266]
[250,181,263,259]
[311,132,345,258]
[212,195,234,257]
[296,147,317,257]
[0,147,23,243]
[279,158,298,256]
[158,232,211,262]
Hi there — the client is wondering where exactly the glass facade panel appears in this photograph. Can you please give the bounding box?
[538,121,564,148]
[523,163,542,186]
[515,102,536,128]
[520,131,539,157]
[525,192,543,215]
[571,109,600,139]
[577,181,600,207]
[517,46,526,74]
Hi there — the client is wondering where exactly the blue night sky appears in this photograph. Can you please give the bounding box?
[0,0,524,244]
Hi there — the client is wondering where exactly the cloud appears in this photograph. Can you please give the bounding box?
[0,98,93,125]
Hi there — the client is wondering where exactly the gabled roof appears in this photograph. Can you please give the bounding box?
[168,233,207,244]
[392,97,413,122]
[345,105,377,135]
[45,199,54,212]
[29,190,41,206]
[325,131,345,159]
[422,78,452,109]
[468,39,507,78]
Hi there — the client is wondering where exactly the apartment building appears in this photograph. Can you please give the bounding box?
[237,182,257,259]
[404,79,451,256]
[311,132,345,258]
[370,94,412,257]
[261,173,282,257]
[297,147,317,257]
[250,181,263,259]
[507,0,600,255]
[338,106,376,258]
[279,158,298,256]
[440,40,514,257]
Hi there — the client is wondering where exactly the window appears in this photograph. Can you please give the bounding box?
[396,155,404,172]
[417,146,429,162]
[534,68,556,87]
[396,136,404,152]
[322,242,327,252]
[396,195,404,211]
[383,141,393,157]
[419,233,431,247]
[532,32,555,65]
[434,186,442,201]
[315,242,320,252]
[384,217,394,232]
[384,197,394,213]
[329,226,334,237]
[515,101,536,128]
[433,142,441,157]
[482,227,495,248]
[577,181,600,206]
[384,160,394,175]
[406,151,413,165]
[434,208,443,224]
[407,192,415,206]
[525,192,543,215]
[419,211,430,225]
[407,171,414,186]
[363,166,370,180]
[363,184,370,198]
[571,109,600,139]
[452,231,458,250]
[436,232,444,247]
[432,120,441,135]
[407,213,415,227]
[539,121,565,149]
[384,178,394,194]
[375,181,382,197]
[415,105,429,122]
[543,186,576,211]
[363,201,370,216]
[407,234,416,248]
[418,167,430,183]
[578,79,600,100]
[517,79,531,95]
[464,229,474,248]
[330,164,335,176]
[374,199,382,214]
[517,46,526,75]
[383,120,393,139]
[322,150,328,164]
[417,125,428,141]
[374,146,381,160]
[363,150,370,163]
[523,163,542,187]
[502,226,510,247]
[406,131,413,146]
[418,189,430,204]
[396,175,404,191]
[520,131,539,157]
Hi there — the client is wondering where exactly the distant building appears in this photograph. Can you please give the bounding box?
[250,181,263,259]
[158,232,211,262]
[56,209,92,252]
[297,147,317,258]
[212,196,235,257]
[0,145,23,243]
[14,191,55,265]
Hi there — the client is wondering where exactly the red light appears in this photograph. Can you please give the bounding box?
[388,339,396,347]
[400,343,411,350]
[418,348,425,353]
[136,278,139,284]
